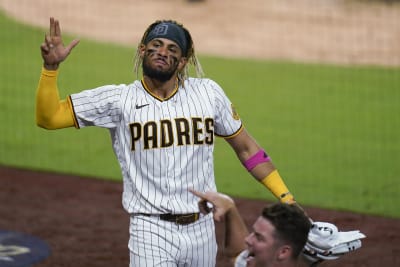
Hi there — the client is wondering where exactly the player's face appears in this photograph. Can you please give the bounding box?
[141,38,187,82]
[244,217,283,267]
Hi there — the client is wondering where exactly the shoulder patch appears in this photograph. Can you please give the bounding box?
[231,104,240,120]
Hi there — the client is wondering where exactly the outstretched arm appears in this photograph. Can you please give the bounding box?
[189,189,248,258]
[36,17,79,129]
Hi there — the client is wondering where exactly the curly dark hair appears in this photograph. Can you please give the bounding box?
[133,20,204,86]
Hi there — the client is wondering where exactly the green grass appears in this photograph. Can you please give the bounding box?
[1,11,399,218]
[210,60,400,218]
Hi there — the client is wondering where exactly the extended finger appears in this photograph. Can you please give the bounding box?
[188,188,206,199]
[49,17,55,37]
[54,19,61,36]
[65,39,80,52]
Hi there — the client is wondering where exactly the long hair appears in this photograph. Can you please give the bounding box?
[133,20,204,86]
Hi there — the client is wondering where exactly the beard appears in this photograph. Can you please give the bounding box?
[142,54,177,82]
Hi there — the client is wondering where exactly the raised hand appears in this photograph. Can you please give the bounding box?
[40,17,80,70]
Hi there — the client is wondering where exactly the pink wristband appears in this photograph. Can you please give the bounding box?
[243,149,271,171]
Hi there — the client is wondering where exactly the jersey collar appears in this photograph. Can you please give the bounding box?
[141,78,179,102]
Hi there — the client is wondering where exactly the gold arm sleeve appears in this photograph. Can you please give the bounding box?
[35,67,75,129]
[261,170,296,204]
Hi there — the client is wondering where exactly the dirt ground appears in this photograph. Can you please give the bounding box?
[1,166,400,267]
[1,0,400,266]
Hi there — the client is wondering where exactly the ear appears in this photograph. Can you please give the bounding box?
[276,245,292,261]
[139,44,146,58]
[177,56,188,71]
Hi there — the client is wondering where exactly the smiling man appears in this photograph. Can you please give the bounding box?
[238,204,311,267]
[190,189,312,267]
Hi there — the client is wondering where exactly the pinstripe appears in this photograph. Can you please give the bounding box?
[70,78,239,266]
[129,214,215,267]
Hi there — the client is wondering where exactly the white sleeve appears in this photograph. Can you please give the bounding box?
[70,84,124,129]
[211,80,242,137]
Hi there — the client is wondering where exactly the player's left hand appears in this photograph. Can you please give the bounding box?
[189,189,235,222]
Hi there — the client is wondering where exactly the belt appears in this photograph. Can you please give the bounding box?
[135,213,200,225]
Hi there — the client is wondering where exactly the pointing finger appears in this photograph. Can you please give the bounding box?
[188,188,206,199]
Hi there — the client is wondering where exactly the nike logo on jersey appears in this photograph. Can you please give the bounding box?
[135,104,150,109]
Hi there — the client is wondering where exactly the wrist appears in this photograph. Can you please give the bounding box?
[221,193,235,209]
[261,170,296,204]
[225,202,239,219]
[43,63,59,71]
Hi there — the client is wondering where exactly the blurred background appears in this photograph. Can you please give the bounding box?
[1,0,399,218]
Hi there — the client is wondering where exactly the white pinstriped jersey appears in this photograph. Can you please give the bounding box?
[70,78,242,214]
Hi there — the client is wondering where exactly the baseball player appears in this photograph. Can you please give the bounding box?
[190,189,312,267]
[190,189,366,267]
[36,17,297,266]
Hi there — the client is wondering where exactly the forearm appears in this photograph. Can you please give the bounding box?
[223,205,248,257]
[36,67,75,129]
[246,154,295,204]
[228,130,296,203]
[238,145,295,203]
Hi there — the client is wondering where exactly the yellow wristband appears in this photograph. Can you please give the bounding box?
[261,170,295,204]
